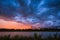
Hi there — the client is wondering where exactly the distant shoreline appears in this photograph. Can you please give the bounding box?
[0,28,60,32]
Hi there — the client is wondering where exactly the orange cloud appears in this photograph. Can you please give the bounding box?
[0,19,32,29]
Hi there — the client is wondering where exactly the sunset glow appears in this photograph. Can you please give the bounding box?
[0,19,32,29]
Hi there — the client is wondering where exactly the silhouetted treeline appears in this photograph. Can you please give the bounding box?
[0,26,60,31]
[0,28,60,31]
[0,33,60,40]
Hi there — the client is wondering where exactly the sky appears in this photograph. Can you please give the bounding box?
[0,0,60,29]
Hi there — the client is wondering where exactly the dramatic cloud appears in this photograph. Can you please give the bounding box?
[0,0,60,29]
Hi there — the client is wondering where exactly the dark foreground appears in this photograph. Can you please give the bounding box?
[0,33,60,40]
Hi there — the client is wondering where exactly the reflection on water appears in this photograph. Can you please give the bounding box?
[0,32,60,37]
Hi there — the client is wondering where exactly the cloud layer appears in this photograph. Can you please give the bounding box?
[0,0,60,28]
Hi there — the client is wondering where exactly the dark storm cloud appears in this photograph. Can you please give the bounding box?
[0,0,60,17]
[0,0,20,18]
[44,0,60,8]
[0,0,60,26]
